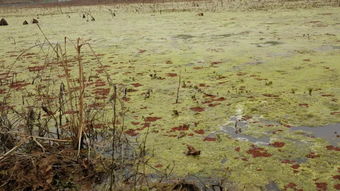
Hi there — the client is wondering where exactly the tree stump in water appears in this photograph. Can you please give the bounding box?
[0,18,8,26]
[32,18,39,24]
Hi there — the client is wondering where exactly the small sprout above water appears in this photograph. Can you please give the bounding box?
[265,81,273,86]
[182,81,186,88]
[172,110,179,117]
[191,95,196,101]
[291,88,297,94]
[308,88,313,96]
[144,89,152,99]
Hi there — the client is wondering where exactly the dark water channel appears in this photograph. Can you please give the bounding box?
[290,123,340,146]
[219,116,339,146]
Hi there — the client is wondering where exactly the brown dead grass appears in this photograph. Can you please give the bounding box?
[0,146,106,191]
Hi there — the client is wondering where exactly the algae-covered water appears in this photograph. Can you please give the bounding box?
[1,5,340,190]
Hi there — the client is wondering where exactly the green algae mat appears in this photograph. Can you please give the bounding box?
[1,6,340,191]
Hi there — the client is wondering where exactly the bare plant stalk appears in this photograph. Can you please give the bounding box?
[77,38,85,156]
[175,72,181,104]
[110,85,117,191]
[35,24,77,139]
[36,24,59,57]
[119,106,126,165]
[56,43,76,134]
[58,82,65,139]
[26,108,34,136]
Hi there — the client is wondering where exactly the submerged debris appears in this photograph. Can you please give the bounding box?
[186,145,201,156]
[173,182,200,191]
[23,20,28,25]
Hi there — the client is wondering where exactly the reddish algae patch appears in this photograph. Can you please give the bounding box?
[9,81,30,90]
[166,73,177,77]
[333,175,340,180]
[262,94,279,98]
[93,88,110,96]
[210,61,222,66]
[330,112,340,115]
[326,145,340,151]
[194,129,205,134]
[131,122,140,125]
[124,129,139,136]
[144,117,162,122]
[214,97,226,102]
[246,146,272,158]
[28,65,45,72]
[203,137,217,142]
[315,182,327,191]
[298,103,309,107]
[0,89,6,94]
[131,83,143,87]
[154,164,163,168]
[208,103,220,107]
[291,164,300,169]
[95,80,106,87]
[284,183,297,190]
[64,110,78,115]
[190,107,205,112]
[171,124,189,132]
[270,142,285,148]
[334,184,340,190]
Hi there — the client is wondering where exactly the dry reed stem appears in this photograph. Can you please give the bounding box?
[76,38,85,156]
[110,85,117,191]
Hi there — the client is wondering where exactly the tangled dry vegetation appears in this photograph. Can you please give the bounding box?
[0,148,105,191]
[0,25,154,190]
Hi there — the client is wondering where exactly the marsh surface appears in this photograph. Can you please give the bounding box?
[1,6,340,190]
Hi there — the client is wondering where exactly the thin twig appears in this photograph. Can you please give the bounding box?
[0,140,26,162]
[20,135,71,142]
[32,137,46,152]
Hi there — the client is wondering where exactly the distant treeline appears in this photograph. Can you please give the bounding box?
[0,0,339,7]
[0,0,198,7]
